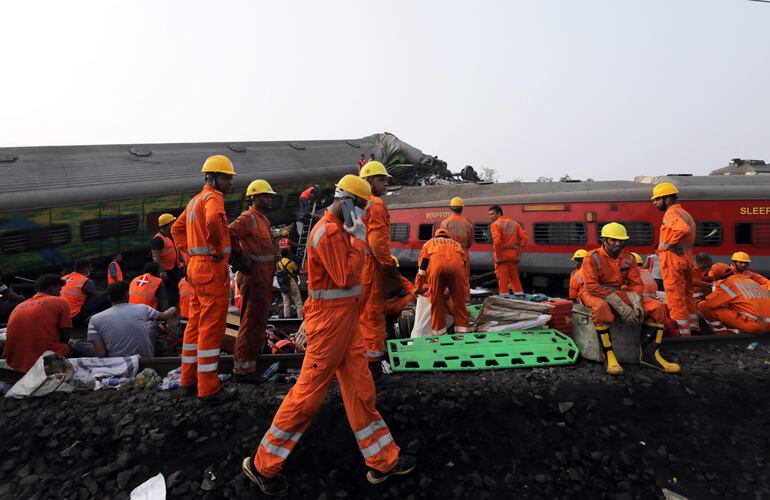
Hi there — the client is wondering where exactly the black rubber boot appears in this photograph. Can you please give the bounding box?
[596,327,623,375]
[639,323,681,373]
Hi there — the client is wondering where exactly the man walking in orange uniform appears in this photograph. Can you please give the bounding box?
[580,223,680,375]
[241,175,415,496]
[171,155,237,403]
[652,182,699,336]
[229,179,278,381]
[415,228,470,335]
[440,197,473,296]
[359,161,396,381]
[488,205,528,294]
[699,263,770,334]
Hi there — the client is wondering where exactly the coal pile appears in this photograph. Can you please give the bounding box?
[1,344,769,499]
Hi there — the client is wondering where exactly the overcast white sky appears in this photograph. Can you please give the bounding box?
[1,0,769,181]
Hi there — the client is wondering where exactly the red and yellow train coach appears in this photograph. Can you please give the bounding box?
[385,175,770,289]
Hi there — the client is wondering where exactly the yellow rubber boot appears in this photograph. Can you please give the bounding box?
[596,327,623,375]
[639,324,681,374]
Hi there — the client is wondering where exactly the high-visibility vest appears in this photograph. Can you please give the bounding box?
[279,237,291,251]
[300,186,315,200]
[715,276,770,324]
[107,260,123,285]
[129,273,162,309]
[178,277,192,318]
[61,272,88,317]
[231,273,242,310]
[154,232,181,271]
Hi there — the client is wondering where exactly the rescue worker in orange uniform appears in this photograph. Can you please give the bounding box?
[488,205,528,294]
[730,252,770,290]
[693,252,714,301]
[128,262,169,311]
[652,182,699,336]
[151,213,184,306]
[415,228,470,335]
[385,256,417,318]
[699,263,770,334]
[298,184,320,218]
[359,161,397,381]
[171,155,236,403]
[61,259,109,327]
[632,252,659,298]
[229,179,278,381]
[580,223,680,375]
[440,197,473,296]
[569,250,587,301]
[107,254,123,286]
[241,175,416,496]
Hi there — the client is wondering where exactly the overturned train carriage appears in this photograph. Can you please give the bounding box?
[0,133,447,277]
[385,175,770,287]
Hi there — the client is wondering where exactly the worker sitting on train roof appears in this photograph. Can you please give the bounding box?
[61,259,110,327]
[151,213,184,307]
[693,252,714,302]
[107,253,123,286]
[129,262,169,312]
[87,281,178,358]
[488,205,528,294]
[698,263,770,335]
[632,252,659,298]
[730,252,770,291]
[4,275,72,373]
[569,250,587,301]
[580,222,680,375]
[415,228,470,335]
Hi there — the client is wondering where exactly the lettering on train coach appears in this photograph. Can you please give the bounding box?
[425,211,452,220]
[740,207,770,216]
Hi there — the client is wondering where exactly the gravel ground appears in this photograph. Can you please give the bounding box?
[1,344,769,499]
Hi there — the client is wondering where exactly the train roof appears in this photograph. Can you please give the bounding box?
[384,175,770,208]
[0,136,383,212]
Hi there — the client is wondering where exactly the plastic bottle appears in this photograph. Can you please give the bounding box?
[747,341,760,351]
[262,361,280,381]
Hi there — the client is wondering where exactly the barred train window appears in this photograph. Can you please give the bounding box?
[694,222,722,247]
[736,222,770,247]
[473,223,491,243]
[534,222,587,245]
[81,215,139,242]
[418,224,436,241]
[390,223,410,242]
[0,224,71,254]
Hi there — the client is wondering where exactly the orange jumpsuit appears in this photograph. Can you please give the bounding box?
[569,269,584,300]
[490,217,528,294]
[579,248,666,328]
[416,237,470,335]
[693,265,713,301]
[178,278,191,319]
[360,195,391,362]
[440,214,473,294]
[385,275,416,318]
[171,184,231,398]
[658,203,698,336]
[229,207,275,375]
[253,210,400,477]
[698,275,770,334]
[732,267,770,291]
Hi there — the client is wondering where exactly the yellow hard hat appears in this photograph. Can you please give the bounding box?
[391,255,400,267]
[731,251,751,263]
[246,179,276,196]
[571,249,587,261]
[651,182,678,200]
[158,213,176,227]
[359,161,391,178]
[201,155,237,175]
[336,174,372,201]
[631,252,643,265]
[280,229,289,236]
[450,197,464,208]
[600,222,629,240]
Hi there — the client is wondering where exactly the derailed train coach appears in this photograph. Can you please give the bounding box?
[0,133,449,277]
[385,175,770,289]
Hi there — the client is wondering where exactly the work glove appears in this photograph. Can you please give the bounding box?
[626,292,645,323]
[344,211,367,242]
[605,292,639,326]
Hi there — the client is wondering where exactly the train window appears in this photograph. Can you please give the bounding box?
[0,224,71,254]
[736,222,770,247]
[286,193,301,209]
[390,223,410,242]
[694,222,722,247]
[81,216,139,242]
[596,222,652,246]
[268,195,283,212]
[224,199,243,220]
[473,223,491,243]
[146,208,184,232]
[534,222,587,245]
[418,224,436,241]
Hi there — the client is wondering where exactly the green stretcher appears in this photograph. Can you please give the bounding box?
[387,329,579,372]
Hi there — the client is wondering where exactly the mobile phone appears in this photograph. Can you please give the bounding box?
[341,198,355,227]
